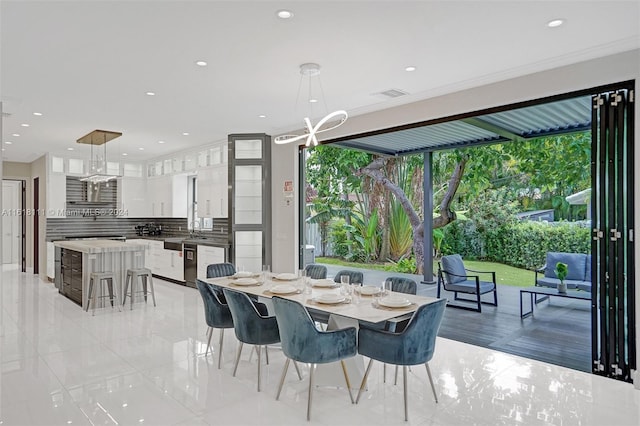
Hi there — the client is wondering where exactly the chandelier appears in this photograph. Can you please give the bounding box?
[77,129,122,183]
[274,63,348,146]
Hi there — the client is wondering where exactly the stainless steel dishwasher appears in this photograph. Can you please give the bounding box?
[183,244,197,288]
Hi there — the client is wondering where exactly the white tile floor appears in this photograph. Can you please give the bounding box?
[1,264,639,425]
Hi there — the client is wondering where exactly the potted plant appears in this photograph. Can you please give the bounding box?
[555,262,569,294]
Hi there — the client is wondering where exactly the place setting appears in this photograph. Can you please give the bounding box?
[229,269,264,286]
[372,294,416,311]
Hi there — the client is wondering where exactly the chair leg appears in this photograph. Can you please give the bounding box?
[494,287,498,306]
[256,346,262,392]
[307,363,316,421]
[383,363,386,383]
[476,291,482,313]
[356,359,374,403]
[233,342,244,376]
[340,360,355,404]
[205,327,213,356]
[403,366,409,421]
[293,360,302,380]
[218,329,225,369]
[425,362,438,403]
[276,358,290,400]
[394,365,398,385]
[265,345,269,365]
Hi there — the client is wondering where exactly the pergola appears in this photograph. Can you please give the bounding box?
[323,94,592,283]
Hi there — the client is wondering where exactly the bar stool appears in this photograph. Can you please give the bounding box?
[86,271,120,316]
[123,268,157,309]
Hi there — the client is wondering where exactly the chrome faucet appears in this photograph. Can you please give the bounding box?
[189,220,201,238]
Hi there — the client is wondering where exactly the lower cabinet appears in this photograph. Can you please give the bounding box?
[197,245,226,280]
[60,248,82,305]
[132,239,184,282]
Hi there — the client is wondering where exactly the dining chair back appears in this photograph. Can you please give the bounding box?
[196,279,234,369]
[305,264,328,279]
[333,269,364,285]
[356,298,446,421]
[272,296,357,421]
[384,276,417,295]
[206,262,237,278]
[223,288,282,392]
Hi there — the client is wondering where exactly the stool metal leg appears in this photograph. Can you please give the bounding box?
[148,274,156,307]
[86,277,94,312]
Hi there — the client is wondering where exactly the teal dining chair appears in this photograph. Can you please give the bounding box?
[356,298,447,421]
[272,296,357,421]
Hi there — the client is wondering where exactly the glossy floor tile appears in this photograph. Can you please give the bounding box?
[1,265,639,425]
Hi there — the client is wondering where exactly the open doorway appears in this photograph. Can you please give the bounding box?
[299,82,635,381]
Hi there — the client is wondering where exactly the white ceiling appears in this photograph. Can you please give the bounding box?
[1,0,638,163]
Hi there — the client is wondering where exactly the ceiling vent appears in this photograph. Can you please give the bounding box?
[375,88,409,98]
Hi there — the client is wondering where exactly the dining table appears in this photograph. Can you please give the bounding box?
[204,273,440,388]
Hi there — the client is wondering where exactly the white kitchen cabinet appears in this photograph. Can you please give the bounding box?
[197,164,228,218]
[117,177,150,218]
[148,174,188,218]
[197,245,225,280]
[137,239,183,282]
[47,173,67,217]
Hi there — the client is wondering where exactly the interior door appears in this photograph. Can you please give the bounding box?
[591,86,635,382]
[2,180,21,264]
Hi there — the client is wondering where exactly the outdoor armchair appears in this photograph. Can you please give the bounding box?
[437,254,498,312]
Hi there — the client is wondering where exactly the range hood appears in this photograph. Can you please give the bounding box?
[77,129,122,184]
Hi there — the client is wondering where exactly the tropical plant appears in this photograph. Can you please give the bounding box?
[388,199,413,260]
[350,208,380,262]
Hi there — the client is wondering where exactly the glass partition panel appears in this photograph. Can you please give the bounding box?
[235,165,262,224]
[234,139,262,159]
[235,231,262,273]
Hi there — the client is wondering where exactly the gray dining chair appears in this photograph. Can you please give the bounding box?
[356,298,447,421]
[333,269,364,285]
[305,264,328,279]
[272,296,357,421]
[223,288,301,392]
[196,279,234,369]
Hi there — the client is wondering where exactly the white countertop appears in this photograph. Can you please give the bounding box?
[53,239,147,254]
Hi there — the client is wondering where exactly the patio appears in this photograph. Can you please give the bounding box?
[323,264,592,372]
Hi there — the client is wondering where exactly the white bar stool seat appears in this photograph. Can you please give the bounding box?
[86,271,120,316]
[122,268,157,309]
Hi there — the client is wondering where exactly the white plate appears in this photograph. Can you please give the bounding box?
[311,278,336,288]
[378,296,411,308]
[314,293,346,304]
[274,273,298,281]
[233,278,259,286]
[356,285,381,295]
[270,284,298,294]
[234,271,259,278]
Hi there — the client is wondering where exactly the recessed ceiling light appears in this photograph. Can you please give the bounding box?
[21,123,30,127]
[547,19,564,28]
[122,153,128,156]
[4,141,12,145]
[276,9,293,19]
[258,114,266,118]
[33,112,43,116]
[158,140,165,144]
[195,60,207,67]
[12,133,20,137]
[145,91,156,96]
[405,66,416,72]
[182,132,189,136]
[309,98,318,103]
[138,147,144,151]
[1,148,5,152]
[67,147,74,151]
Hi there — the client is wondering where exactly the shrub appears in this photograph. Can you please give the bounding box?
[384,255,417,273]
[486,220,590,269]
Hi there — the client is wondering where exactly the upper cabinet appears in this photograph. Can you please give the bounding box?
[147,174,188,218]
[197,164,228,218]
[117,177,149,218]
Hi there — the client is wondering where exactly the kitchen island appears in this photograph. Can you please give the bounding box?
[53,239,147,309]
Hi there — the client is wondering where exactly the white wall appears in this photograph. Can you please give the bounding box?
[272,48,640,386]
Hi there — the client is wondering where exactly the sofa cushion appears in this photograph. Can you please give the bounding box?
[441,254,467,284]
[445,279,495,294]
[537,277,585,290]
[576,282,592,292]
[545,252,587,281]
[585,254,592,282]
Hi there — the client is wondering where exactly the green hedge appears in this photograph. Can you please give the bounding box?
[442,219,590,269]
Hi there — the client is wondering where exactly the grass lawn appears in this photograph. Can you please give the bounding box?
[316,257,535,288]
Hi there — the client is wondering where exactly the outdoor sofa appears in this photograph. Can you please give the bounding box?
[535,252,592,292]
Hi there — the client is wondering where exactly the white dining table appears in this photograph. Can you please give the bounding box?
[204,275,440,389]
